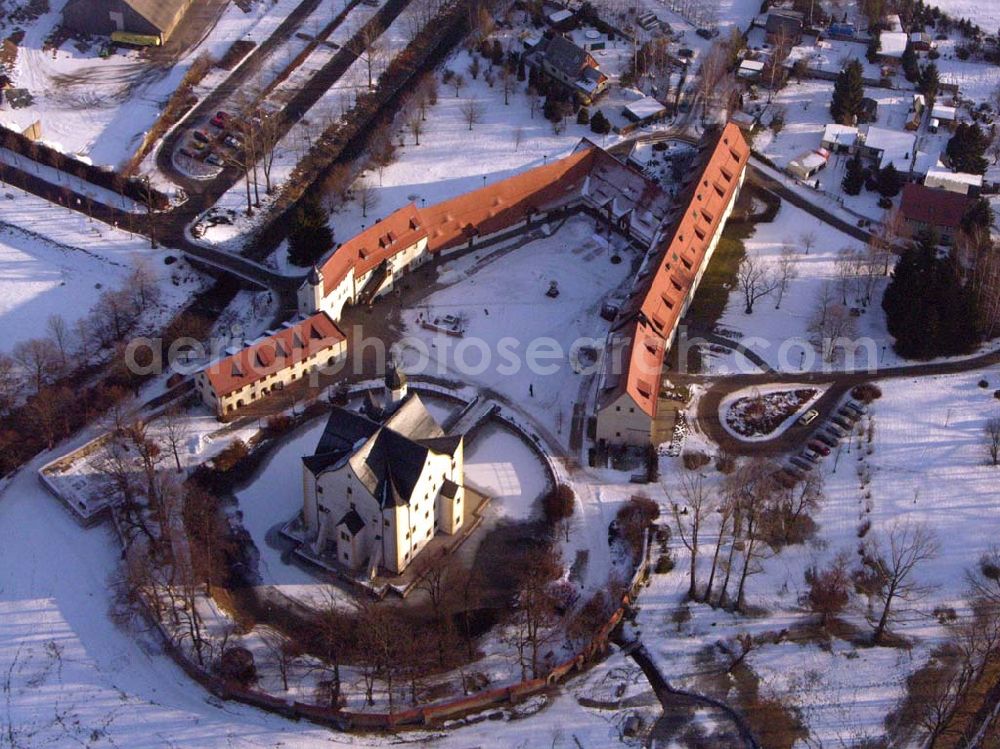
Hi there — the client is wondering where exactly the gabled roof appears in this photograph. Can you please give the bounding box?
[900,183,970,229]
[304,395,455,509]
[536,34,592,78]
[123,0,189,34]
[203,312,345,397]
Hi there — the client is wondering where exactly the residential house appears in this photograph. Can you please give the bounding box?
[738,59,765,80]
[528,34,608,102]
[910,31,933,51]
[859,125,916,173]
[63,0,193,43]
[301,380,465,575]
[788,148,830,180]
[622,96,668,128]
[878,31,908,63]
[765,10,804,45]
[196,312,347,419]
[929,104,957,133]
[924,168,983,196]
[821,123,859,153]
[900,183,971,244]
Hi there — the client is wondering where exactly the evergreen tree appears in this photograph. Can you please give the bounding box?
[901,43,919,82]
[287,193,333,267]
[883,230,980,358]
[876,163,903,197]
[517,58,526,81]
[946,123,990,174]
[590,110,611,134]
[830,60,865,125]
[842,152,866,195]
[961,197,994,232]
[576,106,590,125]
[918,62,940,108]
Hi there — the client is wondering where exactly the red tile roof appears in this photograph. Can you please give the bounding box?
[900,183,970,230]
[204,312,346,397]
[603,124,750,419]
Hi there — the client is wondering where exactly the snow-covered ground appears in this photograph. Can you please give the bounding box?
[0,187,203,353]
[397,215,637,442]
[934,0,1000,30]
[0,0,308,167]
[643,366,1000,745]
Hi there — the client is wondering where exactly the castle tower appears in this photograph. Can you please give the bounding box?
[385,361,408,408]
[300,265,324,315]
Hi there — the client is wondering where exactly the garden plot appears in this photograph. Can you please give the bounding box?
[721,384,823,441]
[397,214,637,442]
[0,188,203,353]
[640,368,1000,745]
[1,0,302,167]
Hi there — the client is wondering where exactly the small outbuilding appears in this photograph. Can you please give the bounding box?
[62,0,193,44]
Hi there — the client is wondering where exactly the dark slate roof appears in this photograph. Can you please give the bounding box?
[385,363,407,390]
[417,434,463,456]
[539,35,589,78]
[337,509,366,535]
[304,399,448,509]
[441,479,460,499]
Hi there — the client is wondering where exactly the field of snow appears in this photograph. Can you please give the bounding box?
[642,367,1000,745]
[0,187,202,353]
[934,0,1000,30]
[397,215,636,441]
[0,0,308,167]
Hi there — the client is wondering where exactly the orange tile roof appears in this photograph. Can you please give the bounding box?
[320,203,426,296]
[204,312,346,397]
[420,145,598,252]
[607,124,750,419]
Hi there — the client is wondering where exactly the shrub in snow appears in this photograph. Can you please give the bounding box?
[681,451,711,470]
[851,383,882,403]
[978,379,989,388]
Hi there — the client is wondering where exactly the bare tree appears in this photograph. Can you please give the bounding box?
[985,417,1000,466]
[704,496,734,606]
[808,295,858,362]
[355,179,379,218]
[356,24,384,90]
[13,338,59,394]
[407,114,424,146]
[668,472,713,601]
[512,125,524,151]
[501,68,515,105]
[804,552,851,627]
[857,521,939,645]
[800,230,817,255]
[509,546,560,679]
[451,72,466,98]
[774,243,799,309]
[261,628,302,691]
[728,458,779,611]
[0,353,17,415]
[460,98,483,131]
[45,314,71,373]
[737,255,779,314]
[160,407,190,472]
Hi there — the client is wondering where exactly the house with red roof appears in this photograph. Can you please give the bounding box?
[196,312,347,418]
[900,183,971,245]
[595,124,750,446]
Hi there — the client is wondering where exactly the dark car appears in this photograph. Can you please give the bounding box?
[696,27,719,39]
[807,440,831,456]
[837,407,859,421]
[192,129,210,143]
[179,147,197,159]
[844,401,867,415]
[790,456,813,471]
[831,415,854,430]
[814,431,838,448]
[210,111,230,128]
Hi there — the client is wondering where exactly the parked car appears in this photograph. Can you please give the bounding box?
[825,423,848,438]
[831,415,854,430]
[192,129,210,143]
[205,152,224,166]
[807,440,831,456]
[210,111,230,128]
[224,134,241,149]
[843,400,867,415]
[179,147,197,159]
[837,407,860,421]
[802,449,821,463]
[190,139,208,152]
[799,408,819,426]
[696,27,719,39]
[814,432,838,448]
[790,456,813,471]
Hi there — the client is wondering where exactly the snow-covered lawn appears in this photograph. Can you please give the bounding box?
[934,0,1000,31]
[0,188,202,353]
[396,215,637,442]
[642,367,1000,745]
